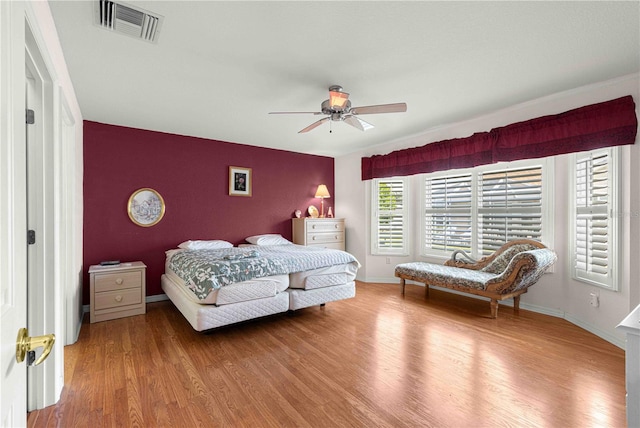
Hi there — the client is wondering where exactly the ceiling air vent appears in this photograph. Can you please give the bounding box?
[95,0,163,43]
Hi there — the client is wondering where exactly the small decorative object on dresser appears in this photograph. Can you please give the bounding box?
[292,217,345,250]
[89,261,146,323]
[307,205,319,218]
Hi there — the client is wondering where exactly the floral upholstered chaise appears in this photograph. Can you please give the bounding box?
[395,239,557,318]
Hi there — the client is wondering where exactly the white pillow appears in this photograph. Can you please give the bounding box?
[178,240,233,250]
[245,234,291,246]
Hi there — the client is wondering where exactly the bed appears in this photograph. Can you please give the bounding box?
[161,242,359,331]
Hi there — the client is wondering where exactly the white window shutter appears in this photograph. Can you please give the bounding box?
[372,178,408,255]
[424,174,473,253]
[478,166,543,255]
[574,151,615,288]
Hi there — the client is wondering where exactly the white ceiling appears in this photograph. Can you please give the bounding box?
[48,1,639,157]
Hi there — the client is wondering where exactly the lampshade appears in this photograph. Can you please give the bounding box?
[314,184,330,199]
[329,90,349,110]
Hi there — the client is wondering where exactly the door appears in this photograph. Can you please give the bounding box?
[0,2,28,426]
[24,21,58,411]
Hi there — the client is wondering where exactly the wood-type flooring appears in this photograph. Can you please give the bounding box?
[28,281,626,427]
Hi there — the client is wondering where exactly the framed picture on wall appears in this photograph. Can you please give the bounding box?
[229,166,252,197]
[127,188,165,227]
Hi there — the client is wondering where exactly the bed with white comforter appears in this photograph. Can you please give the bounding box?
[161,244,359,331]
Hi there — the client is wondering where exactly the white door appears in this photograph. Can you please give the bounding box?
[0,2,28,426]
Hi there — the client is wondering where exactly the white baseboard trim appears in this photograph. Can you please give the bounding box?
[82,293,170,313]
[147,293,169,303]
[362,277,624,349]
[564,313,625,349]
[357,276,399,284]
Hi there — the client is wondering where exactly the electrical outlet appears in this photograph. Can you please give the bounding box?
[386,257,390,264]
[589,292,599,307]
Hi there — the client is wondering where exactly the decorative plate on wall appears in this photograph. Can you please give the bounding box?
[127,188,165,227]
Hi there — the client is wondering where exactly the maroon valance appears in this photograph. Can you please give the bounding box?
[362,95,637,180]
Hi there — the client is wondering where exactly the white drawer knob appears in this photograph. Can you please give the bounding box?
[335,224,339,228]
[115,295,123,302]
[115,278,123,285]
[312,236,316,240]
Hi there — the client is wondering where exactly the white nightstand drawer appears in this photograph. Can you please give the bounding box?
[94,271,142,293]
[94,288,143,311]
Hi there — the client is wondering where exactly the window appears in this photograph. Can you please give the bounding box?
[478,166,543,254]
[572,149,618,289]
[424,174,473,253]
[371,177,409,255]
[422,160,550,258]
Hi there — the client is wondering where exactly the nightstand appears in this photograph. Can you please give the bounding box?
[89,261,146,323]
[292,218,345,250]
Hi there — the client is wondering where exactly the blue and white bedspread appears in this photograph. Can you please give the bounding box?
[167,245,359,301]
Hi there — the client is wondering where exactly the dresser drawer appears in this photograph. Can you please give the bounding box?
[308,220,344,233]
[308,231,344,245]
[94,287,143,311]
[94,271,142,293]
[307,242,344,250]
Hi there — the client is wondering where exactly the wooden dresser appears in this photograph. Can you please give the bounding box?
[292,218,345,250]
[89,261,146,323]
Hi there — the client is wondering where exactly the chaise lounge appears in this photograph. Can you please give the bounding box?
[395,239,557,318]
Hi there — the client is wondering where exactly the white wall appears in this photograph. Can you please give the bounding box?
[336,74,640,347]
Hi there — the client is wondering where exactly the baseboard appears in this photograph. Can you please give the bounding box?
[146,293,169,303]
[82,293,170,313]
[357,275,399,284]
[564,313,625,349]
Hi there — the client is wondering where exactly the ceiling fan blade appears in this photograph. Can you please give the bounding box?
[299,117,330,133]
[344,115,375,132]
[350,102,407,115]
[269,111,322,115]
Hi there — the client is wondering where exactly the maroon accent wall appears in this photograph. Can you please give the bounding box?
[83,121,334,302]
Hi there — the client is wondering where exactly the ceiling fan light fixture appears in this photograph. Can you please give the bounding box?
[329,89,349,110]
[270,85,407,133]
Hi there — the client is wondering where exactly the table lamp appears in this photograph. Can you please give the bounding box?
[315,184,331,218]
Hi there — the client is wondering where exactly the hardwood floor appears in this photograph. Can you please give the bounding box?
[28,282,626,427]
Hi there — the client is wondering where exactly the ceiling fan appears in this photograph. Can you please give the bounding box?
[269,85,407,134]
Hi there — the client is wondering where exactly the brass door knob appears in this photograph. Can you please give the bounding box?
[16,328,55,366]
